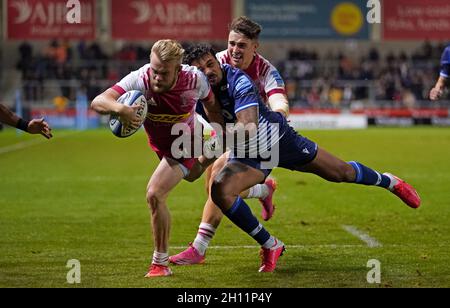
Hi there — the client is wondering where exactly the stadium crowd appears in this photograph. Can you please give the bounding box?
[278,41,449,109]
[15,40,449,108]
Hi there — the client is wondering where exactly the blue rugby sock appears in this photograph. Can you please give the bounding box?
[224,197,271,246]
[348,161,391,189]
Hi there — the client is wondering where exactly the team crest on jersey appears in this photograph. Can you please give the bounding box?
[179,93,191,108]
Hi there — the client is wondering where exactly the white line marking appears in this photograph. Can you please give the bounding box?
[0,138,46,155]
[0,132,76,155]
[342,225,382,248]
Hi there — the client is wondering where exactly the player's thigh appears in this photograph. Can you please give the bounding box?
[209,152,230,183]
[213,161,265,196]
[185,152,229,182]
[147,157,185,198]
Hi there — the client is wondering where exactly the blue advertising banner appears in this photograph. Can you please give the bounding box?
[245,0,370,39]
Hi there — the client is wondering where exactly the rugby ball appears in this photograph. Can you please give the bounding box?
[109,90,148,138]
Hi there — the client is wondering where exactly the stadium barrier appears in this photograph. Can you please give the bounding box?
[288,114,368,130]
[15,88,99,130]
[290,106,450,128]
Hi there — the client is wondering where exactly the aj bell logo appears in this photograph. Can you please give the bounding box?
[10,0,84,25]
[129,0,212,25]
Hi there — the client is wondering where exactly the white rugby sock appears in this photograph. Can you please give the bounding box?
[193,223,216,256]
[247,184,270,199]
[262,236,277,249]
[384,173,398,191]
[152,251,169,266]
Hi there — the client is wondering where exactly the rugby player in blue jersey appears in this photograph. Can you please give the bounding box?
[177,45,421,272]
[170,17,288,265]
[430,45,450,101]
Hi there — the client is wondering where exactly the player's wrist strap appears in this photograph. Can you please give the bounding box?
[16,118,30,132]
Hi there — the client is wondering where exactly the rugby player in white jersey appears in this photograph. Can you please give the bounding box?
[91,40,224,277]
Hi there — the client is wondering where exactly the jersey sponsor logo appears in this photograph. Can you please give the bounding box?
[147,112,191,123]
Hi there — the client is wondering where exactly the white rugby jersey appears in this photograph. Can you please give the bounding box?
[216,50,286,103]
[111,64,212,152]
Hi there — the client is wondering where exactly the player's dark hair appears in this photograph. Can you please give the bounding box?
[183,44,217,65]
[229,16,262,41]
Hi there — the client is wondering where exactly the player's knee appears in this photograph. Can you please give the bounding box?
[206,169,220,195]
[210,181,224,209]
[146,188,166,210]
[210,180,229,211]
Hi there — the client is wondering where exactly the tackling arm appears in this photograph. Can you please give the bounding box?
[430,77,449,101]
[268,93,290,117]
[231,106,258,148]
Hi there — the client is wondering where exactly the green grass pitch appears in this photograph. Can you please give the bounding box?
[0,127,449,288]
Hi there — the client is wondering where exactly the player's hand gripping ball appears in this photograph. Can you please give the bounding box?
[109,90,148,138]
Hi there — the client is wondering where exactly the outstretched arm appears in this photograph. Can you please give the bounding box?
[430,77,448,101]
[268,93,290,117]
[229,106,258,154]
[234,105,258,136]
[0,103,21,128]
[0,103,52,139]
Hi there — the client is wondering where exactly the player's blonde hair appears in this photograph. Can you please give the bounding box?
[151,39,185,65]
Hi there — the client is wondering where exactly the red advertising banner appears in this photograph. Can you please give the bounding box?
[111,0,231,41]
[383,0,450,40]
[6,0,96,40]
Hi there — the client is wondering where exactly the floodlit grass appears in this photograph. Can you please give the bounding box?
[0,127,449,288]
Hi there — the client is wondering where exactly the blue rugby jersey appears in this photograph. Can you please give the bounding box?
[440,45,450,79]
[196,64,287,156]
